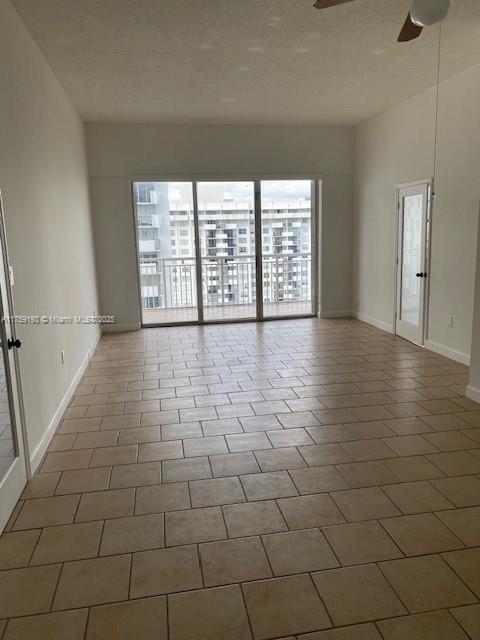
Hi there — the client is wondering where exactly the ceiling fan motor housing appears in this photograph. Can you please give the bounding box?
[410,0,450,26]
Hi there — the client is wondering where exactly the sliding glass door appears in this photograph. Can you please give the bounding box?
[134,182,198,325]
[197,181,256,322]
[261,180,314,318]
[133,178,316,326]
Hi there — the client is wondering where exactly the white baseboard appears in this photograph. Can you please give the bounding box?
[466,384,480,403]
[29,329,101,473]
[424,339,471,366]
[352,311,394,334]
[102,323,141,333]
[319,310,352,319]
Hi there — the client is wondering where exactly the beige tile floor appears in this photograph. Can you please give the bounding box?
[1,317,480,639]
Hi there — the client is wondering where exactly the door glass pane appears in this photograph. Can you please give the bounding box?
[261,180,313,317]
[0,340,16,479]
[134,182,198,325]
[197,182,256,321]
[400,194,423,326]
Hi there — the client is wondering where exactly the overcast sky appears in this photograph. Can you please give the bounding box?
[164,180,311,205]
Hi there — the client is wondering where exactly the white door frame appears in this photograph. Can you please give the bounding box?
[394,179,433,346]
[0,192,29,532]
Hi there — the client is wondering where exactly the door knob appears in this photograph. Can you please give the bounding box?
[415,272,426,278]
[7,338,21,349]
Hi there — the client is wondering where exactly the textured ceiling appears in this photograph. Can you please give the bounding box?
[11,0,480,125]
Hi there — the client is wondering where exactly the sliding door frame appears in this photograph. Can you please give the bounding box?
[192,181,204,324]
[254,181,264,322]
[131,174,320,328]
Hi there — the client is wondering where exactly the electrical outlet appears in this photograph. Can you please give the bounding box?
[447,314,453,328]
[60,349,65,365]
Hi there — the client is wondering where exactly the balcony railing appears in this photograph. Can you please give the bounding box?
[138,253,311,311]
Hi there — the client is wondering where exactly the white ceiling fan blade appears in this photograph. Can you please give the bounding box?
[398,12,424,42]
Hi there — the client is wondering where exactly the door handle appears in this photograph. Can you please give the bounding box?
[415,272,427,278]
[7,338,21,349]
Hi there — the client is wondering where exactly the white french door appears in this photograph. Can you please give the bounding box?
[0,193,28,532]
[395,181,431,346]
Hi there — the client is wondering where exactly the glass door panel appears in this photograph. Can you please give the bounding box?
[0,356,16,479]
[400,194,423,326]
[133,182,198,325]
[260,180,313,318]
[197,182,256,321]
[0,193,27,532]
[0,294,26,532]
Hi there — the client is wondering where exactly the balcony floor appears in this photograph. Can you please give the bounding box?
[143,300,313,324]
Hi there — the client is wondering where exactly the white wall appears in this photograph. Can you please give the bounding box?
[86,123,355,329]
[0,0,99,468]
[354,62,480,363]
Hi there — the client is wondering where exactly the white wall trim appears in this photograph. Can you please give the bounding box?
[319,310,352,318]
[29,329,101,473]
[424,339,471,366]
[352,311,394,334]
[466,384,480,403]
[102,323,141,333]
